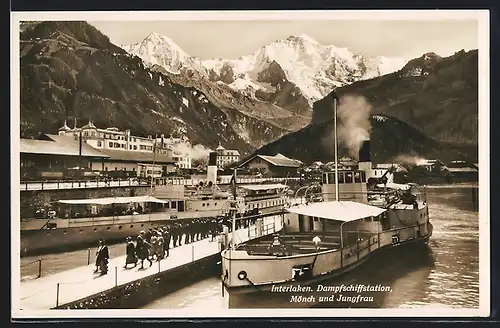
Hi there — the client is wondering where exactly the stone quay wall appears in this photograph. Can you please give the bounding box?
[54,253,221,309]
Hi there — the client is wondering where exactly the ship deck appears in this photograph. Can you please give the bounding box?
[236,232,343,255]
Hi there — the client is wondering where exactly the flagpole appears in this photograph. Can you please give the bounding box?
[231,168,237,249]
[333,93,339,202]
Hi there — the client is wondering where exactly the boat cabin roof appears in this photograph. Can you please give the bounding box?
[239,183,288,191]
[58,195,169,205]
[286,201,386,222]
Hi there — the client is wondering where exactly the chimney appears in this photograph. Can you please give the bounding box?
[359,140,371,162]
[358,140,373,180]
[206,151,218,184]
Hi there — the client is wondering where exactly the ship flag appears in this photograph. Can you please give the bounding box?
[229,170,237,200]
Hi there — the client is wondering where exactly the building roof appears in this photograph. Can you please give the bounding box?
[21,136,109,158]
[98,149,175,164]
[216,142,225,151]
[286,201,386,222]
[58,121,71,132]
[240,153,303,168]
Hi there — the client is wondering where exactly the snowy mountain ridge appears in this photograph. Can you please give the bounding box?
[121,32,407,107]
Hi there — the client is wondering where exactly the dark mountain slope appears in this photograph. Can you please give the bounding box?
[19,21,287,154]
[335,50,478,144]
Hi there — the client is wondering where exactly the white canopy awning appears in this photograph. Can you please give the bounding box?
[59,195,169,205]
[286,201,386,222]
[240,183,288,191]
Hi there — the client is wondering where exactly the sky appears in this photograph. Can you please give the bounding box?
[89,19,478,61]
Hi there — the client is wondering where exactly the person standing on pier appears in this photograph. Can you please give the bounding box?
[183,220,191,244]
[209,217,218,241]
[124,236,137,268]
[156,231,164,261]
[136,232,153,269]
[171,221,179,247]
[162,225,171,257]
[150,232,159,260]
[190,219,198,242]
[94,239,109,275]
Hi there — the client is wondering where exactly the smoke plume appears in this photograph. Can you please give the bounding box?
[392,154,427,167]
[336,94,373,159]
[170,141,211,162]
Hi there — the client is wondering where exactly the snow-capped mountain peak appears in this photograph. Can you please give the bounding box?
[121,32,193,74]
[284,33,319,44]
[121,32,407,106]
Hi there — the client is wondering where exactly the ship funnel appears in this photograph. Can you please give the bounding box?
[207,151,218,185]
[358,140,373,180]
[359,140,371,163]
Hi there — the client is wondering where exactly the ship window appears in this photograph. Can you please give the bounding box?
[354,172,361,183]
[215,203,217,206]
[360,171,366,183]
[130,225,134,228]
[107,227,110,230]
[338,172,345,184]
[322,173,327,184]
[119,226,122,230]
[345,172,353,183]
[94,228,97,232]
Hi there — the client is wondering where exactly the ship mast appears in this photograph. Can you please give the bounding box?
[333,92,339,201]
[231,168,237,249]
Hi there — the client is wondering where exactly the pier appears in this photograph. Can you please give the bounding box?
[19,216,283,310]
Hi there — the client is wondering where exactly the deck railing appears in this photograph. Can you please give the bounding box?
[19,178,150,191]
[20,176,303,191]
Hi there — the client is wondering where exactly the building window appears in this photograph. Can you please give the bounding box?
[133,145,137,150]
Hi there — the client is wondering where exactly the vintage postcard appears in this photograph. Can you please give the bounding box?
[11,10,490,319]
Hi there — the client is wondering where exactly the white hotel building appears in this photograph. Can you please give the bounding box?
[58,120,191,169]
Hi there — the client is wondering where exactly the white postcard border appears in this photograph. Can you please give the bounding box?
[10,9,490,319]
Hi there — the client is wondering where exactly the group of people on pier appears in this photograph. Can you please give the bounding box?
[122,216,250,270]
[92,214,258,273]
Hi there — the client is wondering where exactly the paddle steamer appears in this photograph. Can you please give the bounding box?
[221,94,433,295]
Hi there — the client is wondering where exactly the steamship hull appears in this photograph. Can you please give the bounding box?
[222,221,433,296]
[20,210,220,256]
